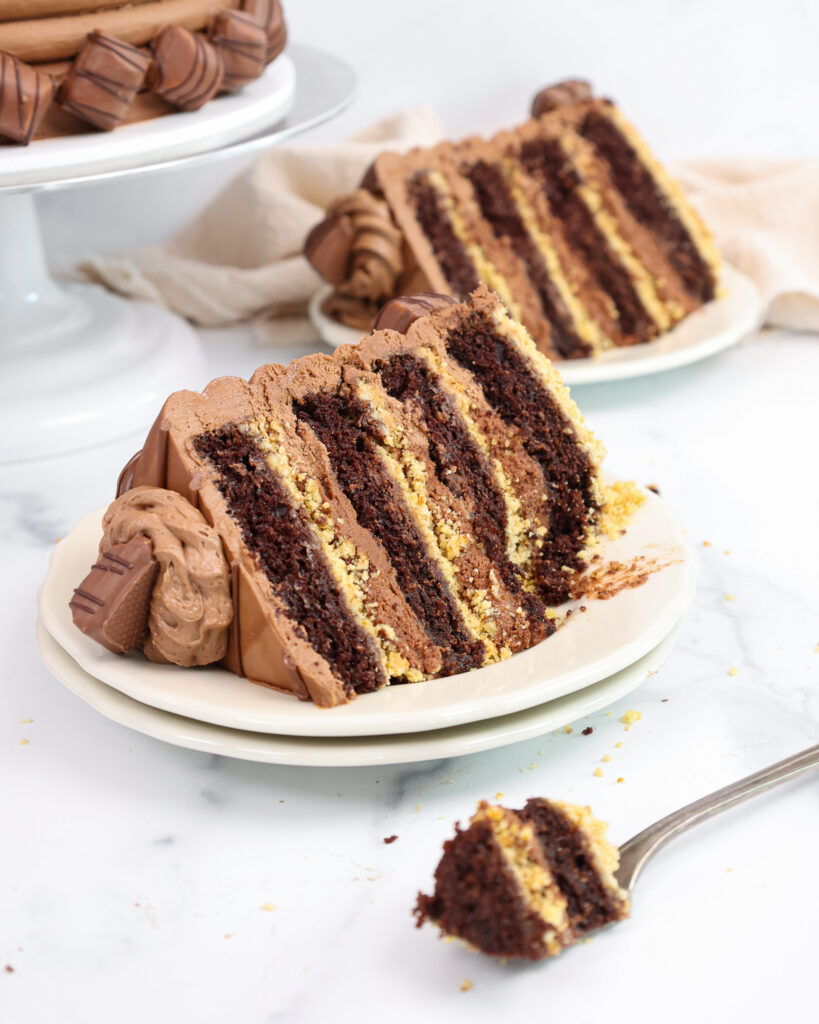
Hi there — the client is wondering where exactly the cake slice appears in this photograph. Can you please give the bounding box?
[306,80,720,360]
[415,798,630,960]
[73,287,625,706]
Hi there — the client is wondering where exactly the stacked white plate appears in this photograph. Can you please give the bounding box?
[37,487,696,766]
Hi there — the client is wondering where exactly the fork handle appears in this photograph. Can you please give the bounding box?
[615,744,819,892]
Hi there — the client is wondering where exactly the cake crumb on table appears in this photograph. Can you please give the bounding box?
[260,902,276,911]
[581,726,594,736]
[460,979,474,992]
[564,725,573,734]
[728,667,738,676]
[615,741,623,748]
[383,835,398,844]
[19,738,29,746]
[702,540,711,547]
[617,777,625,784]
[593,767,604,778]
[621,710,642,726]
[495,792,503,799]
[5,965,14,973]
[602,754,612,762]
[724,593,736,601]
[19,718,32,725]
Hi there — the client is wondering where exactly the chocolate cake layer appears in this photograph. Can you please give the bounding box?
[579,111,715,303]
[443,313,595,602]
[464,160,589,358]
[294,390,486,674]
[414,818,553,960]
[407,174,480,298]
[376,351,549,635]
[519,137,657,344]
[194,425,385,697]
[519,798,622,932]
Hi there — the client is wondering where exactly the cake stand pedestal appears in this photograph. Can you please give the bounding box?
[0,45,355,463]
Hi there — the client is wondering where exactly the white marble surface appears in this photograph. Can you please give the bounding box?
[3,1,819,1020]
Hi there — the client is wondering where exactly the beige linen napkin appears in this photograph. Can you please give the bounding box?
[79,107,444,328]
[79,111,819,335]
[672,158,819,332]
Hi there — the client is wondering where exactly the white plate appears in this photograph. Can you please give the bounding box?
[0,55,296,189]
[309,264,762,385]
[39,485,695,737]
[36,617,681,767]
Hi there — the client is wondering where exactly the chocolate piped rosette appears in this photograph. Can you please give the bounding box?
[415,797,630,960]
[71,287,644,707]
[305,79,721,361]
[0,0,287,143]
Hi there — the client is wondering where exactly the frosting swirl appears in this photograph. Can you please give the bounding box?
[306,189,404,303]
[101,486,232,667]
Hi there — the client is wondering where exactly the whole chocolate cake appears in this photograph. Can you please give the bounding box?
[305,80,721,360]
[70,287,639,707]
[0,0,286,143]
[415,798,630,960]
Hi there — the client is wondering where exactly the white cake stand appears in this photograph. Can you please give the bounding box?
[0,44,355,463]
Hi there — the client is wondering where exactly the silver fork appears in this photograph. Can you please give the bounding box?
[615,744,819,892]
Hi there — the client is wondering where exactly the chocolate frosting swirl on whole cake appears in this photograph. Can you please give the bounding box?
[100,486,233,666]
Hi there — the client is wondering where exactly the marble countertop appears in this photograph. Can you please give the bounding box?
[4,0,819,1016]
[2,320,818,1024]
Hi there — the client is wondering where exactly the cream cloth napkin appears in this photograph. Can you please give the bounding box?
[79,110,819,335]
[672,158,819,332]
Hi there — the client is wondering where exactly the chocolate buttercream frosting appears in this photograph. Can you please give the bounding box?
[531,79,592,118]
[0,51,55,144]
[148,25,223,111]
[305,189,405,328]
[83,486,233,666]
[57,31,151,131]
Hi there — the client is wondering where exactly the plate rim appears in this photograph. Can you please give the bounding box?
[309,264,762,385]
[35,618,682,767]
[39,485,696,737]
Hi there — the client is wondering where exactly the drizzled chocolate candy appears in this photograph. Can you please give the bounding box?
[148,26,223,111]
[0,51,55,144]
[373,293,457,334]
[242,0,287,64]
[57,32,151,132]
[531,79,592,118]
[70,535,158,655]
[304,214,356,286]
[209,10,267,92]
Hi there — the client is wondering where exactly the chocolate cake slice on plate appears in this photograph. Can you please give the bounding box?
[306,80,721,360]
[71,287,640,707]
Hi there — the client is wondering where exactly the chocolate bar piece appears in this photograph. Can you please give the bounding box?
[57,31,152,132]
[242,0,286,64]
[373,293,456,333]
[531,79,592,118]
[0,51,55,144]
[209,9,266,92]
[70,534,159,655]
[148,26,223,111]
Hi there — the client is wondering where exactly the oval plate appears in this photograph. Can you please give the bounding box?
[38,484,695,737]
[36,618,681,767]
